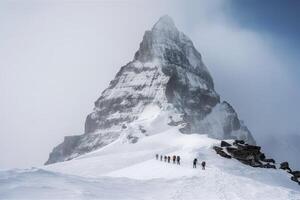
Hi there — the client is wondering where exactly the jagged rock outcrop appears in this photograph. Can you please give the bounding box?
[213,140,275,169]
[279,162,300,185]
[280,162,292,173]
[46,15,255,165]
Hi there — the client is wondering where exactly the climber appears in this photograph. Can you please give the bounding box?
[201,161,206,170]
[193,158,198,168]
[156,154,159,160]
[164,155,167,162]
[172,155,176,164]
[177,156,180,165]
[160,155,163,161]
[167,156,171,163]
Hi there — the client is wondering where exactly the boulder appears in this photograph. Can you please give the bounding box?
[280,162,292,173]
[280,162,289,169]
[291,171,300,178]
[221,141,231,147]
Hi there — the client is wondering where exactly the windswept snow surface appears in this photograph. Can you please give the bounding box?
[1,127,300,199]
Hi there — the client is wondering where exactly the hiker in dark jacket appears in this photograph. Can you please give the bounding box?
[155,154,159,160]
[193,158,198,168]
[176,156,180,165]
[201,161,206,170]
[164,156,167,162]
[160,155,163,161]
[167,156,171,163]
[172,155,176,164]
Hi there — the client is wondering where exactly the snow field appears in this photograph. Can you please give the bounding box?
[1,128,300,199]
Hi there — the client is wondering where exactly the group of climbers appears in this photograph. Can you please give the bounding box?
[155,154,206,169]
[156,154,181,165]
[193,158,206,170]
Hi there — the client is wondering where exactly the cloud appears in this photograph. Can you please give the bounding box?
[182,0,300,139]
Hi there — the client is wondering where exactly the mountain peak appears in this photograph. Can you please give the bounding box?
[134,15,191,63]
[152,15,177,32]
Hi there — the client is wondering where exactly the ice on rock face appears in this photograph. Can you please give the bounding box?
[45,16,255,165]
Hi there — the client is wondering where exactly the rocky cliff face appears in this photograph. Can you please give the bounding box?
[45,15,255,165]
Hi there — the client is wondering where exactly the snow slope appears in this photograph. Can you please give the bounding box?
[1,126,299,199]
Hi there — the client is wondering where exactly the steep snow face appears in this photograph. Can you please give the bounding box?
[46,15,255,165]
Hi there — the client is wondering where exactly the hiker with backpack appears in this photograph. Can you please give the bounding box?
[193,158,198,168]
[172,155,176,164]
[201,161,206,170]
[176,156,180,165]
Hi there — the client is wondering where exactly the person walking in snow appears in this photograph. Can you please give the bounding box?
[167,156,171,163]
[155,154,159,160]
[172,155,176,164]
[201,161,206,170]
[164,155,167,162]
[193,158,198,168]
[176,156,180,165]
[160,155,163,161]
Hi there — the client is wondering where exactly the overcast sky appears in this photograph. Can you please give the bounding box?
[1,0,299,168]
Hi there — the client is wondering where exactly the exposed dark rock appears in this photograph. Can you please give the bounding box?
[221,141,231,147]
[242,144,261,151]
[214,140,300,186]
[262,158,275,164]
[213,146,223,151]
[291,176,300,183]
[233,140,245,145]
[280,162,290,170]
[214,142,275,169]
[213,146,232,159]
[262,163,276,169]
[291,171,300,178]
[259,153,266,160]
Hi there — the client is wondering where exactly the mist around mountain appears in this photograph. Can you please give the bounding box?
[259,134,300,169]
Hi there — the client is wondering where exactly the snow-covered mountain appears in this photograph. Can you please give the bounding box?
[46,15,255,165]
